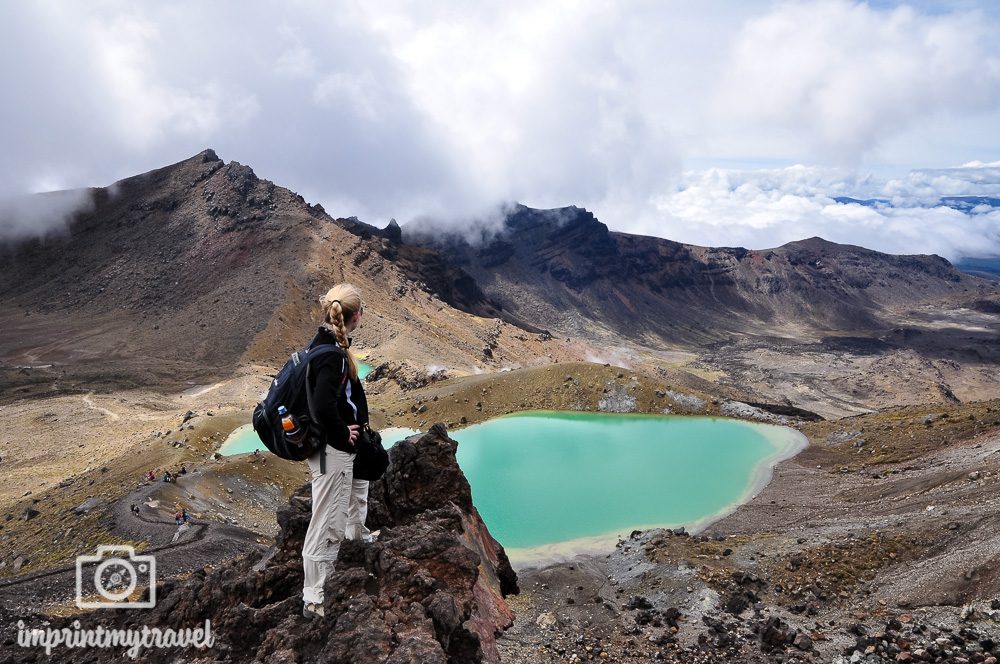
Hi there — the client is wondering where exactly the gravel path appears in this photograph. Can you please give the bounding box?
[0,476,264,613]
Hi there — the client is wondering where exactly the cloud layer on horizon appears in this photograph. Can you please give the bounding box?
[644,164,1000,260]
[1,1,1000,256]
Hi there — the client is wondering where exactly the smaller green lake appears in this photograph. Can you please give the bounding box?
[219,360,376,456]
[449,411,805,558]
[219,422,418,456]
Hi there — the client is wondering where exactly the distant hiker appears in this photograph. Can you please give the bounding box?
[146,470,156,482]
[162,471,172,483]
[179,465,187,475]
[182,508,190,524]
[130,503,140,516]
[301,284,374,618]
[174,510,183,525]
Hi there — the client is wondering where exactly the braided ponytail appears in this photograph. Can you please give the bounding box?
[319,284,361,381]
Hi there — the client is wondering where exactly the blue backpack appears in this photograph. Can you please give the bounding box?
[251,336,346,472]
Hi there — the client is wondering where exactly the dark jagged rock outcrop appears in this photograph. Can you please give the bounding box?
[382,219,402,244]
[1,425,516,663]
[368,423,519,599]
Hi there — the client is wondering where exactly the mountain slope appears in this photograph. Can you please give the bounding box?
[407,204,993,345]
[3,153,995,407]
[0,152,558,396]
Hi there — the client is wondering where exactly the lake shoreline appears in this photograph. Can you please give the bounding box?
[499,420,808,569]
[498,403,1000,663]
[452,410,810,562]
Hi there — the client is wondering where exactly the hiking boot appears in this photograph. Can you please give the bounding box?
[303,602,325,618]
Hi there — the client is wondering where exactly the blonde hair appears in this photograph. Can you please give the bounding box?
[319,283,362,381]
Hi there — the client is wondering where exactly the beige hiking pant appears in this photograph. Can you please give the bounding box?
[301,448,371,605]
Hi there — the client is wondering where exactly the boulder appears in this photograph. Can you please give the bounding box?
[792,631,814,651]
[626,595,654,610]
[71,497,104,515]
[536,612,559,630]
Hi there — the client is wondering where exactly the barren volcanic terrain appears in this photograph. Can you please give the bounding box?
[1,151,998,663]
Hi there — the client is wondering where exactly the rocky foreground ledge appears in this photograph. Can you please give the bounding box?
[1,424,518,663]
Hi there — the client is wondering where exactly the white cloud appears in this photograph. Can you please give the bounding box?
[639,164,1000,260]
[711,1,1000,164]
[0,189,95,241]
[273,25,319,79]
[1,0,999,258]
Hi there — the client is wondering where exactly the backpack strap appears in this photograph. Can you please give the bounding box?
[304,346,348,475]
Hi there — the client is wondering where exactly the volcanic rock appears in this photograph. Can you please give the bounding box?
[4,424,516,663]
[409,204,983,346]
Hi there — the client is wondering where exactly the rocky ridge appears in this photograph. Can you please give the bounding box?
[405,204,996,344]
[0,150,574,402]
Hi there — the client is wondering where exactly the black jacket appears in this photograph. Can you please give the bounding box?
[306,327,369,453]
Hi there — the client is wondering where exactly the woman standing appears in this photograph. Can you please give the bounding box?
[301,283,372,618]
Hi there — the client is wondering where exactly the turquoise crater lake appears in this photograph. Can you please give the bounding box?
[449,411,806,558]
